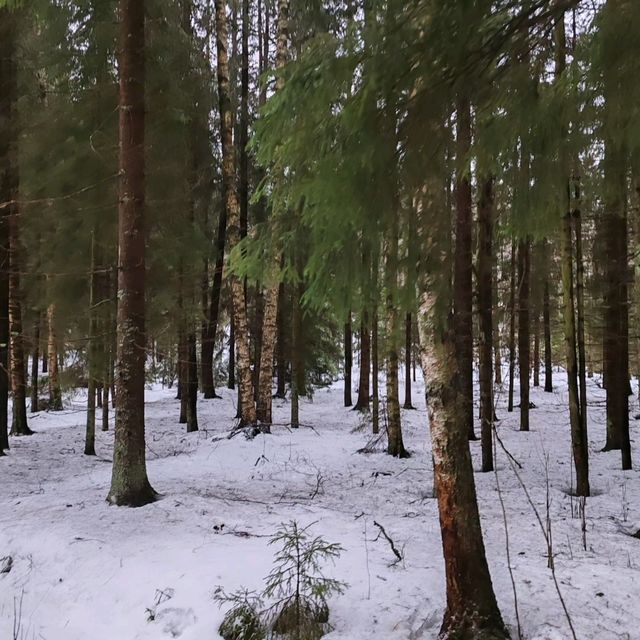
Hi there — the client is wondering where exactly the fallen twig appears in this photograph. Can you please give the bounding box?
[373,520,403,565]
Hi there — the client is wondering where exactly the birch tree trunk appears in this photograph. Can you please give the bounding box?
[214,0,256,425]
[107,0,156,506]
[418,290,508,640]
[256,0,289,426]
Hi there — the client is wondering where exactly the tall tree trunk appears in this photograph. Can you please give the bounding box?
[493,244,502,386]
[517,238,530,431]
[418,290,508,640]
[214,0,256,425]
[8,163,30,436]
[228,311,235,389]
[186,332,198,432]
[507,240,516,412]
[556,16,589,493]
[102,267,113,431]
[107,0,156,506]
[560,204,589,496]
[386,213,407,458]
[454,97,475,440]
[372,307,379,434]
[355,311,371,410]
[290,275,302,428]
[533,308,540,387]
[85,234,98,456]
[403,312,414,409]
[30,314,39,413]
[275,281,287,398]
[2,8,30,438]
[47,303,63,410]
[543,274,553,392]
[0,11,17,449]
[256,0,289,426]
[478,176,494,472]
[574,190,590,480]
[344,316,352,407]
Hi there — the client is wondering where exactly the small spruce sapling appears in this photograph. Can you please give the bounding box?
[215,521,346,640]
[263,521,346,639]
[215,588,266,640]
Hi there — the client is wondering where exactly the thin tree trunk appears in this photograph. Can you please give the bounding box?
[372,307,379,434]
[574,193,589,478]
[102,267,113,431]
[186,332,198,432]
[228,310,235,389]
[543,274,553,392]
[8,192,30,435]
[85,234,98,456]
[403,312,414,409]
[30,314,39,413]
[275,281,287,398]
[355,311,370,410]
[454,97,475,440]
[507,240,516,412]
[0,20,9,452]
[290,276,302,428]
[47,303,63,411]
[478,176,494,472]
[517,238,530,431]
[386,213,407,458]
[2,15,29,438]
[561,205,589,495]
[418,290,508,640]
[107,0,156,506]
[214,0,256,425]
[256,0,289,426]
[533,308,540,387]
[344,316,352,407]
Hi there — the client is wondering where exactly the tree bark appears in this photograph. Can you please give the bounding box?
[7,98,30,436]
[290,276,302,428]
[372,307,379,434]
[478,176,494,472]
[507,240,516,412]
[275,281,287,398]
[517,238,530,431]
[0,8,32,444]
[543,273,553,392]
[386,213,407,458]
[47,303,63,411]
[0,11,16,449]
[107,0,156,506]
[418,290,508,640]
[454,97,476,440]
[256,0,289,426]
[403,312,414,409]
[30,314,39,413]
[355,311,371,410]
[186,331,198,432]
[85,234,99,456]
[344,316,352,407]
[214,0,256,425]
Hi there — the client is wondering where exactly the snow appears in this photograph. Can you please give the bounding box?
[0,371,638,639]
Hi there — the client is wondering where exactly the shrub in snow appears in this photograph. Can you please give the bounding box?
[215,521,345,640]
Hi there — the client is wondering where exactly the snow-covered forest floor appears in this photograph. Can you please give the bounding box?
[1,371,639,640]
